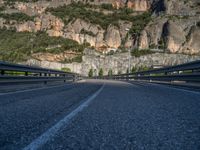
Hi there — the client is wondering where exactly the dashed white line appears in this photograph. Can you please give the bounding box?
[23,83,105,150]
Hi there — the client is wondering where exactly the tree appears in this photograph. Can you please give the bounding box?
[88,68,93,77]
[99,68,103,77]
[131,67,137,73]
[126,68,129,74]
[108,69,112,76]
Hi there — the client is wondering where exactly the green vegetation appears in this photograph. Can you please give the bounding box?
[131,65,151,72]
[108,69,113,76]
[0,13,34,22]
[100,4,114,10]
[98,68,103,77]
[47,2,151,30]
[4,0,39,5]
[0,6,5,12]
[197,21,200,27]
[88,68,93,77]
[138,65,151,71]
[131,67,137,73]
[61,55,83,63]
[61,67,71,72]
[0,29,87,62]
[129,12,151,36]
[131,49,155,57]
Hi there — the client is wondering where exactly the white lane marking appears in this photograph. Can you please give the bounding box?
[0,83,74,96]
[23,83,105,150]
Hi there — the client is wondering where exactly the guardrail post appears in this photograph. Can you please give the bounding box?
[64,75,66,83]
[126,74,129,81]
[25,72,28,76]
[44,73,47,84]
[73,74,77,82]
[1,70,5,75]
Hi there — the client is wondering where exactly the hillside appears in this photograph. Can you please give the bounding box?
[0,0,200,75]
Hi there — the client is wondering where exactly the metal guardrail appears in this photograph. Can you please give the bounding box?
[0,61,81,84]
[95,60,200,83]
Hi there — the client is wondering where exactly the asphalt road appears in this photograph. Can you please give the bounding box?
[0,80,200,150]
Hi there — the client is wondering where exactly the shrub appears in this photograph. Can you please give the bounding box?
[0,13,34,22]
[61,67,71,72]
[98,68,103,77]
[88,68,93,77]
[131,67,137,73]
[101,4,114,10]
[108,69,113,76]
[131,48,154,57]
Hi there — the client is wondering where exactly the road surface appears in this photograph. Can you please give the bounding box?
[0,80,200,150]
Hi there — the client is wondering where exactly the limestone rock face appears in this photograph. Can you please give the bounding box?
[182,26,200,55]
[153,0,199,16]
[139,30,149,49]
[138,17,167,50]
[32,51,80,62]
[112,0,126,9]
[165,0,197,16]
[105,25,121,48]
[17,14,64,37]
[26,49,200,76]
[118,20,132,40]
[138,15,200,55]
[63,19,105,47]
[163,21,186,53]
[112,0,151,11]
[15,0,71,16]
[35,14,64,33]
[17,21,36,32]
[127,0,150,11]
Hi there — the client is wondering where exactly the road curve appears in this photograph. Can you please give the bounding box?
[0,80,200,150]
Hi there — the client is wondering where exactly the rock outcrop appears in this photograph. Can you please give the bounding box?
[63,19,105,48]
[182,26,200,55]
[32,51,80,62]
[127,0,150,11]
[16,13,64,37]
[26,48,200,76]
[112,0,151,11]
[105,25,121,48]
[163,21,186,53]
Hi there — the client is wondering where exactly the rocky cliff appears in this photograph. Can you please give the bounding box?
[0,0,200,75]
[26,48,200,76]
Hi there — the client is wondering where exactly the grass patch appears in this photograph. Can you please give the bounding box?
[0,29,87,62]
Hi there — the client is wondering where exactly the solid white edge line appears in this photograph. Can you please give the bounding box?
[23,83,105,150]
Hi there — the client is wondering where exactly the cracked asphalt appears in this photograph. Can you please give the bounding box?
[0,80,200,150]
